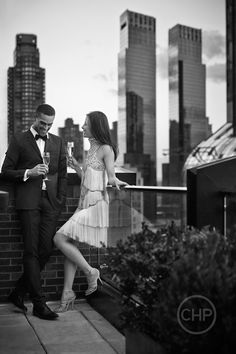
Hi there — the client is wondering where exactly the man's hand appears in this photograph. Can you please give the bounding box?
[27,164,48,177]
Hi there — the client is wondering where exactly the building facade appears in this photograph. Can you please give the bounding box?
[226,0,236,131]
[110,121,118,148]
[184,0,236,172]
[8,34,45,142]
[58,118,84,163]
[164,24,211,186]
[117,10,157,186]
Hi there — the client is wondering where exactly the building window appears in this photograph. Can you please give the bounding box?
[121,22,127,30]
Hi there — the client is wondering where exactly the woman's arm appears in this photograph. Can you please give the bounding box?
[102,145,128,190]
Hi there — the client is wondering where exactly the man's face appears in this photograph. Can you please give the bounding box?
[33,113,55,136]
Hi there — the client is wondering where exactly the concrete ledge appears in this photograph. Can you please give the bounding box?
[0,300,125,354]
[0,306,44,353]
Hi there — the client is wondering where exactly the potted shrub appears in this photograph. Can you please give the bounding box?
[106,224,236,354]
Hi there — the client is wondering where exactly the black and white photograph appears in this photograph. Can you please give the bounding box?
[0,0,235,353]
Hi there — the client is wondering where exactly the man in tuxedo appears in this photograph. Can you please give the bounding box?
[1,104,67,320]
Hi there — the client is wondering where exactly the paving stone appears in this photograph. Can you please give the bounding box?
[0,300,125,354]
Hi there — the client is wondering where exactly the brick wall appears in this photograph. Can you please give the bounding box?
[0,171,135,303]
[0,175,103,303]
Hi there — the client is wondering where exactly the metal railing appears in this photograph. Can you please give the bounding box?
[107,185,187,193]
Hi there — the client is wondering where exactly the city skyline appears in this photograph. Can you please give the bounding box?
[117,10,156,184]
[7,34,45,142]
[0,0,225,178]
[166,24,212,186]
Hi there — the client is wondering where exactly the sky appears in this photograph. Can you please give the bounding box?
[0,0,226,179]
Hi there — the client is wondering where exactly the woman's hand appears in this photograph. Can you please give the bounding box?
[108,177,128,190]
[67,156,81,174]
[101,145,128,190]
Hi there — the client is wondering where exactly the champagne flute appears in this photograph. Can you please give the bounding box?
[42,152,50,181]
[67,142,74,157]
[67,142,74,167]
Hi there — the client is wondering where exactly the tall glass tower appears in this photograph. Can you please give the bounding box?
[166,24,211,186]
[183,0,236,171]
[117,10,156,186]
[8,34,45,142]
[226,0,236,131]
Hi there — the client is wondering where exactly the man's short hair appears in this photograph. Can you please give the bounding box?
[36,104,55,116]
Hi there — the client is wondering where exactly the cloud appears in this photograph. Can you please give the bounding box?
[93,73,109,82]
[157,46,168,79]
[93,70,115,83]
[108,88,117,96]
[92,72,117,96]
[207,63,226,83]
[84,40,92,46]
[203,30,225,60]
[155,36,226,84]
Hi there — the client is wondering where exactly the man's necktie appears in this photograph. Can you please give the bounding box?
[35,134,47,141]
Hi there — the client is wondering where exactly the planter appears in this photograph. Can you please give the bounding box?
[125,329,165,354]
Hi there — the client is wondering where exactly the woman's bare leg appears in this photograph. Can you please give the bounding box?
[54,233,92,275]
[63,258,77,291]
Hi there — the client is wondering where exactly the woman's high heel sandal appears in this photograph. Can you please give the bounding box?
[85,268,103,296]
[55,290,76,313]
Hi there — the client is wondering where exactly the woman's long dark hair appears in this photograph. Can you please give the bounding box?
[87,111,118,160]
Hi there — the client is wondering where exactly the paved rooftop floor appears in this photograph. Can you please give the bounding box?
[0,300,125,354]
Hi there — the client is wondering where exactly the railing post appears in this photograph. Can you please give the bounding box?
[220,190,235,238]
[223,193,227,238]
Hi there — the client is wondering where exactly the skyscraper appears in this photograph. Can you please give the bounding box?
[163,24,212,186]
[8,34,45,142]
[183,0,236,171]
[110,121,118,148]
[117,10,156,185]
[226,0,236,131]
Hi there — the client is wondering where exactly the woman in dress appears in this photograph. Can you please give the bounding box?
[54,111,127,312]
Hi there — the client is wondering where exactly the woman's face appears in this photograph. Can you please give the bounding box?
[82,116,93,138]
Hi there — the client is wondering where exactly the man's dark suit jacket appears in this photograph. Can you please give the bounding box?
[1,130,67,210]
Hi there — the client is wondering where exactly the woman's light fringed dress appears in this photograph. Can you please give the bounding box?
[56,139,109,248]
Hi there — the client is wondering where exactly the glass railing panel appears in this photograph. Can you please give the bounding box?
[98,186,187,287]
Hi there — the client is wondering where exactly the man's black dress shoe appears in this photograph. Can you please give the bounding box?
[33,303,59,320]
[8,291,27,312]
